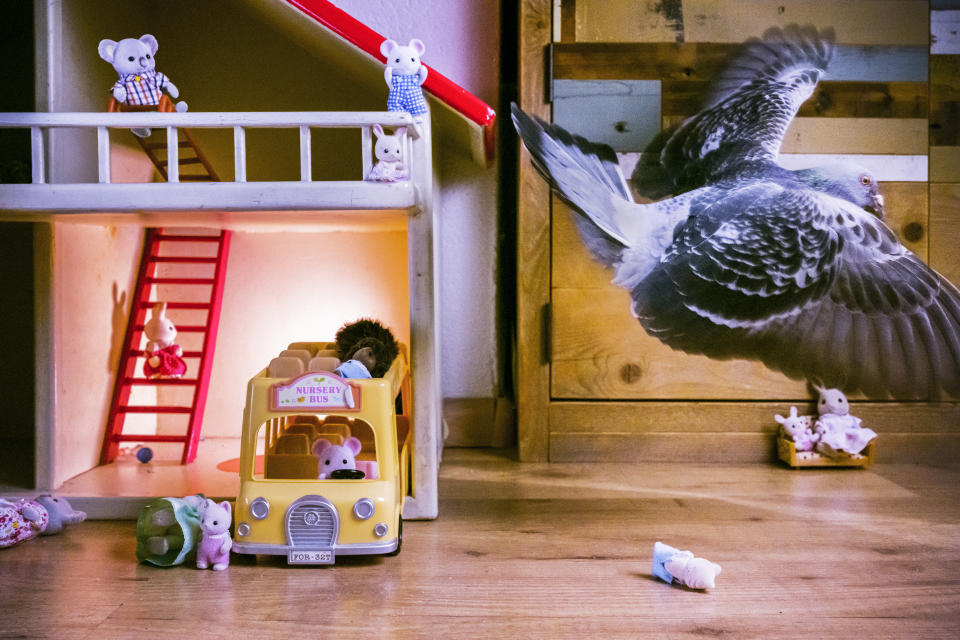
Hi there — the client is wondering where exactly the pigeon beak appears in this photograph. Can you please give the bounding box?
[867,193,885,219]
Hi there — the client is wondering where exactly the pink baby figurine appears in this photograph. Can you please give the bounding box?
[196,499,232,571]
[0,498,49,548]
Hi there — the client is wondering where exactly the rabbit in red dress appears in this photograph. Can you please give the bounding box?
[143,302,186,379]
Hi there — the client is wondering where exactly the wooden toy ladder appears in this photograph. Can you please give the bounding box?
[107,94,220,181]
[101,228,231,465]
[101,96,229,465]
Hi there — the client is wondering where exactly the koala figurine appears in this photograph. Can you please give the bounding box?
[381,38,428,116]
[142,302,186,379]
[367,124,408,182]
[98,34,187,136]
[34,495,86,536]
[313,437,363,479]
[196,499,232,571]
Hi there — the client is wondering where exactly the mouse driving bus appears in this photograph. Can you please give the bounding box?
[232,341,412,564]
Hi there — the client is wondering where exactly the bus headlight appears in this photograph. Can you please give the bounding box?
[249,497,270,520]
[236,522,251,536]
[353,498,375,520]
[374,522,389,537]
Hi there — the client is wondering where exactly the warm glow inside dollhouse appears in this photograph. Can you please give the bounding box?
[0,0,495,521]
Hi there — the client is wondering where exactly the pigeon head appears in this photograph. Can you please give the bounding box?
[795,163,885,219]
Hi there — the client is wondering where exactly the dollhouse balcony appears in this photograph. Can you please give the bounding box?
[0,111,427,217]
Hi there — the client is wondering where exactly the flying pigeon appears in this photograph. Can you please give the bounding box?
[512,25,960,400]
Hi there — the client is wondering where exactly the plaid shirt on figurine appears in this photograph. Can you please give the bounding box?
[112,70,170,106]
[387,73,428,116]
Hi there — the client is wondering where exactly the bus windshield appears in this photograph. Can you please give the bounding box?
[255,414,379,481]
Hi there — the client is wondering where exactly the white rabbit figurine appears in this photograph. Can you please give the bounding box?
[142,302,186,379]
[367,124,408,182]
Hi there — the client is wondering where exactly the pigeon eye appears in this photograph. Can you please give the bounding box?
[128,56,135,61]
[859,174,871,185]
[146,54,151,59]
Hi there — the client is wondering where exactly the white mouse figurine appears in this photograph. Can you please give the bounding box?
[381,38,428,116]
[98,34,187,136]
[367,124,408,182]
[652,541,722,590]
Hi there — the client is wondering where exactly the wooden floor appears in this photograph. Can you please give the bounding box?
[2,449,959,639]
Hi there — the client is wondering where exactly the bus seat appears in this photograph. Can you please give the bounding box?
[268,356,304,379]
[284,424,318,443]
[274,433,310,455]
[286,342,319,357]
[307,356,341,372]
[279,349,312,368]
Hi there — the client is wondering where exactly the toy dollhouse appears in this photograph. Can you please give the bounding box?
[0,0,496,520]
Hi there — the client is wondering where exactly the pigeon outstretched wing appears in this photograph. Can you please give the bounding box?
[632,186,960,399]
[633,24,834,197]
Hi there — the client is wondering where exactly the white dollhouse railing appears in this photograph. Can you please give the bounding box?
[0,111,425,212]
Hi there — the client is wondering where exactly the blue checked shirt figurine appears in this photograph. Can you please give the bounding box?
[381,38,429,117]
[112,70,169,106]
[387,73,428,116]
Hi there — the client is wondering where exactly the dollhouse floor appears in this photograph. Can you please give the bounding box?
[3,449,959,638]
[52,437,244,517]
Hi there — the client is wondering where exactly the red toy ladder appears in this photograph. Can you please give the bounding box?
[100,229,231,465]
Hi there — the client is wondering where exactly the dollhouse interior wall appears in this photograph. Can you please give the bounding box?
[0,0,503,493]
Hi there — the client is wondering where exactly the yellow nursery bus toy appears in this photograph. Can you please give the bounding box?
[232,341,412,564]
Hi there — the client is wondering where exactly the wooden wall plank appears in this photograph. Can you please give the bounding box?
[932,9,960,54]
[662,81,929,119]
[516,0,553,461]
[929,183,960,284]
[550,431,960,463]
[782,118,928,154]
[551,287,808,400]
[549,401,960,435]
[573,0,929,46]
[560,0,576,43]
[930,55,960,146]
[882,182,930,260]
[549,400,960,463]
[930,146,960,181]
[553,80,661,151]
[553,44,928,82]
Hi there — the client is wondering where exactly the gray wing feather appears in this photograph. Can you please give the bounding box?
[631,187,960,398]
[633,24,834,197]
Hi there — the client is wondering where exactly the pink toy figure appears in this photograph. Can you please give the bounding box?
[0,499,49,548]
[196,499,232,571]
[313,437,363,479]
[142,302,186,379]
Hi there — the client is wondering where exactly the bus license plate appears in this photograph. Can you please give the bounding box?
[288,550,334,564]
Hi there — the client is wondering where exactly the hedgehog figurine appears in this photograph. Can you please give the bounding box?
[333,319,399,379]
